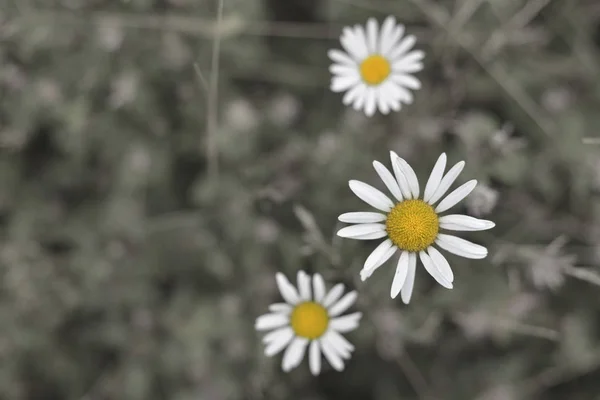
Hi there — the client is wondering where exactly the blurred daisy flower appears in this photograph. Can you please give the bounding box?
[337,152,495,303]
[328,16,424,116]
[255,271,362,375]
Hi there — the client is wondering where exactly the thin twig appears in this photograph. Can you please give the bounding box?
[402,0,555,139]
[24,9,243,37]
[452,312,560,341]
[564,266,600,287]
[193,63,209,98]
[476,351,600,399]
[582,137,600,144]
[481,0,552,60]
[206,0,224,181]
[396,350,434,400]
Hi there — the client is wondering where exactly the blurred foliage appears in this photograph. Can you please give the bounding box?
[1,0,600,399]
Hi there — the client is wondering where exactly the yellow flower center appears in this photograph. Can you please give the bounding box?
[359,54,391,86]
[290,302,329,339]
[385,199,439,253]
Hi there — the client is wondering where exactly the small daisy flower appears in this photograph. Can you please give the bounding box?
[337,152,495,304]
[255,271,362,375]
[328,16,424,116]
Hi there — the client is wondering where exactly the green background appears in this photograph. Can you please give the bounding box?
[1,0,600,399]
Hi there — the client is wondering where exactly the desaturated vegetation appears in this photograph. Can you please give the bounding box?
[1,0,600,399]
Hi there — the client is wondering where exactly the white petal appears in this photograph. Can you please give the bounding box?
[373,160,404,201]
[389,35,416,60]
[330,64,357,76]
[275,272,300,305]
[312,273,326,302]
[428,161,465,205]
[360,239,397,281]
[353,85,366,110]
[366,17,378,53]
[263,326,293,345]
[297,270,311,301]
[340,26,368,61]
[349,230,389,240]
[397,62,424,73]
[390,250,409,299]
[364,87,377,117]
[343,82,367,106]
[282,337,308,372]
[389,73,421,90]
[380,80,400,103]
[378,17,395,53]
[264,328,294,356]
[392,155,420,198]
[419,251,453,289]
[397,50,425,65]
[328,49,355,66]
[349,180,394,212]
[423,153,447,203]
[381,21,403,56]
[439,214,496,231]
[390,151,413,198]
[326,330,354,359]
[427,246,454,283]
[336,223,386,240]
[322,283,345,308]
[435,234,488,259]
[320,336,345,371]
[255,313,289,331]
[329,312,362,333]
[269,303,292,314]
[389,99,401,112]
[377,88,390,115]
[390,83,414,104]
[309,340,321,376]
[435,180,477,213]
[400,252,417,304]
[338,211,387,224]
[328,291,358,317]
[331,74,360,93]
[353,25,370,57]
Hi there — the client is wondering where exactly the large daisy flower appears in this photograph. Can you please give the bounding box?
[337,152,495,304]
[328,16,424,116]
[255,271,362,375]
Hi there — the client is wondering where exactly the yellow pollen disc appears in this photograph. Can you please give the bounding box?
[385,199,439,253]
[290,302,329,339]
[359,55,391,86]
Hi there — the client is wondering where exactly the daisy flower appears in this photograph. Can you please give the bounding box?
[337,152,495,304]
[328,16,424,116]
[255,271,362,375]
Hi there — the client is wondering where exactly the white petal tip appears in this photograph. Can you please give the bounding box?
[336,227,354,239]
[470,249,489,259]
